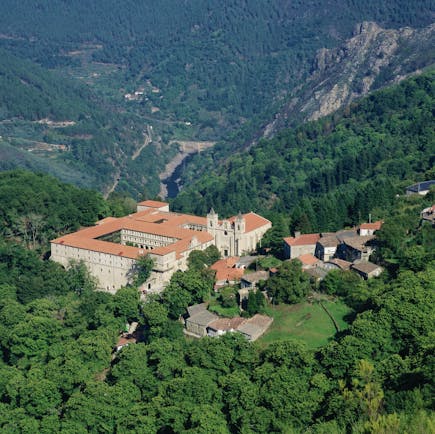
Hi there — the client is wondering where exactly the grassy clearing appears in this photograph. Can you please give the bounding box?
[259,299,353,349]
[208,296,240,318]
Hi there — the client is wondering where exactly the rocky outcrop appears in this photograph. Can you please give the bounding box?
[263,21,435,137]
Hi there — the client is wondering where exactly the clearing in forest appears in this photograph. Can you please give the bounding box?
[259,300,353,349]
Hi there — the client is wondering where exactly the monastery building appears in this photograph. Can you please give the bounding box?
[51,200,271,293]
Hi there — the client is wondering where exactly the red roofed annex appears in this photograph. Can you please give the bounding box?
[51,201,271,293]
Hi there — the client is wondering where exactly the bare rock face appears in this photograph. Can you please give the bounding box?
[263,21,434,137]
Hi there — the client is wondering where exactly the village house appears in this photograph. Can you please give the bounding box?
[185,304,218,337]
[210,256,245,289]
[322,258,352,271]
[336,235,375,262]
[296,253,321,269]
[236,314,274,341]
[315,236,339,261]
[51,201,271,293]
[351,261,384,279]
[283,232,320,259]
[358,221,383,236]
[185,304,273,341]
[207,317,246,337]
[240,270,269,289]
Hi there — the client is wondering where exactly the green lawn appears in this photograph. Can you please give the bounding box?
[259,300,353,349]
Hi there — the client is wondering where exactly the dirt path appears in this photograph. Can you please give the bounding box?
[132,125,152,160]
[104,168,121,199]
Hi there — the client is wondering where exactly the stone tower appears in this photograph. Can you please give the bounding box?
[206,208,218,236]
[234,212,245,255]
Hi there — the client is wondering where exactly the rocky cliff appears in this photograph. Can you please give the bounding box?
[263,21,435,137]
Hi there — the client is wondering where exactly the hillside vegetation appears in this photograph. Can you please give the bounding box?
[0,1,433,137]
[0,50,180,196]
[0,2,433,197]
[173,71,435,232]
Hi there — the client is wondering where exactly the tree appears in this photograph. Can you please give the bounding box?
[133,255,154,287]
[162,269,213,319]
[65,260,97,296]
[267,260,311,304]
[245,290,265,316]
[114,286,140,323]
[219,286,238,308]
[141,299,171,339]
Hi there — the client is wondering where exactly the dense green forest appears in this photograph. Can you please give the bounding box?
[0,169,433,432]
[173,71,435,232]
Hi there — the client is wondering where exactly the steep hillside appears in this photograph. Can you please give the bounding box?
[263,21,435,136]
[172,71,435,232]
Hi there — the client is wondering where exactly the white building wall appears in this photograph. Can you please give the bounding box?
[51,243,135,293]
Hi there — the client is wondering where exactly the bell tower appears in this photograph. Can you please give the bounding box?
[235,212,245,234]
[234,212,245,255]
[206,208,218,236]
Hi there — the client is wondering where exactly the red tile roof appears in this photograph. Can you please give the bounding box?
[52,206,269,263]
[297,254,320,266]
[211,257,245,282]
[228,212,271,233]
[137,200,169,208]
[52,207,213,259]
[284,233,320,246]
[359,221,383,231]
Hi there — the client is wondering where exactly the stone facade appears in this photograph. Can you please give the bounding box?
[283,233,320,259]
[206,209,271,257]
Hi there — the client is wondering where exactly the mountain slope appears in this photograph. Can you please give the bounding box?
[0,1,433,139]
[263,21,435,136]
[0,50,180,196]
[172,70,435,231]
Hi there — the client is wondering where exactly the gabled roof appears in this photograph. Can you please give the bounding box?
[406,180,435,192]
[342,235,375,252]
[51,206,213,259]
[284,233,320,246]
[317,236,339,248]
[359,221,383,231]
[208,317,246,331]
[186,310,218,327]
[351,261,383,274]
[228,212,271,233]
[187,303,208,317]
[326,258,352,270]
[236,314,273,341]
[241,270,269,284]
[211,257,245,282]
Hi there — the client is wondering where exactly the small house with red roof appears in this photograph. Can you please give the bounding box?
[283,232,320,259]
[358,221,383,236]
[296,253,321,269]
[210,257,245,288]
